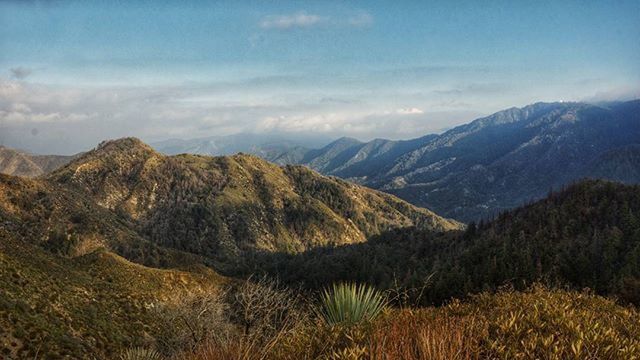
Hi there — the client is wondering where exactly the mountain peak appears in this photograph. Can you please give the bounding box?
[95,137,155,153]
[330,136,363,147]
[47,137,162,199]
[66,137,160,170]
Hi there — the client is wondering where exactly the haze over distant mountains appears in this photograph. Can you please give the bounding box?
[2,99,639,222]
[152,133,331,162]
[153,99,640,222]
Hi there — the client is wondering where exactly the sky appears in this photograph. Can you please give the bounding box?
[1,0,639,154]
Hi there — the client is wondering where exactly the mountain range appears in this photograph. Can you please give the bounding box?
[279,100,640,221]
[2,135,640,357]
[0,137,460,357]
[151,133,329,163]
[141,100,640,222]
[2,100,638,222]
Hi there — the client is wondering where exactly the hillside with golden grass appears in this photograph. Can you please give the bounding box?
[47,138,460,269]
[0,236,223,359]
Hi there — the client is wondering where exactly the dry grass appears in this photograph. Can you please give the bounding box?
[179,338,273,360]
[178,285,640,360]
[416,315,485,360]
[308,309,486,360]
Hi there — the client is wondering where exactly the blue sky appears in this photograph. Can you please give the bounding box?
[1,0,639,154]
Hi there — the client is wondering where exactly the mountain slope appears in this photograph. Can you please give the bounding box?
[0,137,459,358]
[381,101,640,221]
[285,100,640,222]
[254,180,640,304]
[0,228,222,359]
[294,135,438,181]
[0,173,212,270]
[48,138,461,270]
[0,145,77,178]
[587,144,640,183]
[0,173,224,358]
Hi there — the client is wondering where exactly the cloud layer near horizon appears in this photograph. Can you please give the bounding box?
[0,73,487,154]
[1,2,638,154]
[2,65,637,155]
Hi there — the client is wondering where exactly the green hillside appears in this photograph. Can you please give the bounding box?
[0,138,461,358]
[252,180,640,304]
[0,236,223,359]
[48,138,460,271]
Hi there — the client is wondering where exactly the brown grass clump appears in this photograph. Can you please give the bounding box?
[364,310,485,360]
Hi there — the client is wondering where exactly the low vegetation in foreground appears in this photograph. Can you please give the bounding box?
[111,282,640,360]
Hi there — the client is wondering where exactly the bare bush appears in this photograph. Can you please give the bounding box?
[228,275,308,339]
[155,290,232,354]
[173,275,310,360]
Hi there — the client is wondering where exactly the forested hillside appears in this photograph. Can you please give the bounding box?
[0,138,461,358]
[251,180,640,304]
[46,138,460,271]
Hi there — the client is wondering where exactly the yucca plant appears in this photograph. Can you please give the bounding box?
[318,283,387,326]
[120,347,164,360]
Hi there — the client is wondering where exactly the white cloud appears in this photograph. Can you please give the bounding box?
[11,103,32,113]
[258,11,373,31]
[0,110,92,124]
[253,106,479,140]
[259,12,323,30]
[396,107,424,115]
[0,73,486,154]
[580,86,640,102]
[348,12,374,27]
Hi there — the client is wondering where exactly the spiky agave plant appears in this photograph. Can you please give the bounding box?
[319,282,387,326]
[120,347,164,360]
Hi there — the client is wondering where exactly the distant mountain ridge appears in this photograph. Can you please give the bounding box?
[0,146,78,178]
[4,100,639,223]
[277,100,640,221]
[152,132,330,165]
